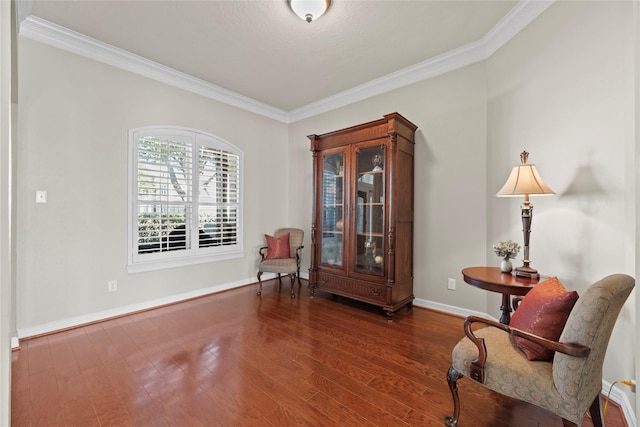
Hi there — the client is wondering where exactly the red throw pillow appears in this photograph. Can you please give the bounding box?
[510,277,579,361]
[264,233,290,260]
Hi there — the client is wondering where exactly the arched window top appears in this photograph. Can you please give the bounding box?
[128,126,244,273]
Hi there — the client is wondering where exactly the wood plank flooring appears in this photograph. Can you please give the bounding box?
[12,279,626,426]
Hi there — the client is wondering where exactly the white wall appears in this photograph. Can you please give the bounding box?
[635,0,640,416]
[1,1,13,424]
[17,38,290,333]
[486,0,636,408]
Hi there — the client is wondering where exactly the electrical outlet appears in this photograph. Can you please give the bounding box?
[35,190,47,204]
[448,278,456,290]
[107,280,117,293]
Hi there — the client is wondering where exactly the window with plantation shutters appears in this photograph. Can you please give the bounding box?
[128,127,243,273]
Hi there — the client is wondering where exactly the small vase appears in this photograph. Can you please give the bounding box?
[500,258,513,273]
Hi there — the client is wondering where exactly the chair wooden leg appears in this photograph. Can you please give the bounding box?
[257,272,263,295]
[289,274,296,298]
[445,366,463,427]
[561,398,603,427]
[588,394,604,427]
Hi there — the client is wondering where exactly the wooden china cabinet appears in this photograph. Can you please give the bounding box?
[308,113,417,319]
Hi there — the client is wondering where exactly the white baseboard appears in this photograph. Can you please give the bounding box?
[18,272,311,339]
[17,276,257,339]
[602,379,637,427]
[413,297,497,321]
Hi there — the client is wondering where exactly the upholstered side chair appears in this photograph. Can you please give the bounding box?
[445,274,635,427]
[257,228,304,298]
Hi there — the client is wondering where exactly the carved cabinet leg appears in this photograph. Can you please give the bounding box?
[445,366,463,427]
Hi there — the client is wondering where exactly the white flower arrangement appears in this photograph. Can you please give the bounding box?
[493,240,521,259]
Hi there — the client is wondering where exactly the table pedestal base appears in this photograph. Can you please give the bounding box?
[499,294,512,324]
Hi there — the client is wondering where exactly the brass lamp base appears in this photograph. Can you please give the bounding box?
[514,264,539,279]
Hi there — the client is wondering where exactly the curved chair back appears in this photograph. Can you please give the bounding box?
[274,228,304,258]
[553,274,634,417]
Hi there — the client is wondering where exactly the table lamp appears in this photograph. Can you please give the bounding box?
[496,151,555,278]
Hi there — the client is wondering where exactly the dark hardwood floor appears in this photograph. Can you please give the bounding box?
[12,279,626,426]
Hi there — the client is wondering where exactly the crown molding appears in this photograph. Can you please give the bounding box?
[18,0,553,124]
[288,39,487,122]
[482,0,554,57]
[289,0,554,122]
[15,0,32,32]
[19,15,290,123]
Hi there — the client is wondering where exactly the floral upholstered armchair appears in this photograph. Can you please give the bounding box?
[445,274,634,427]
[257,228,304,298]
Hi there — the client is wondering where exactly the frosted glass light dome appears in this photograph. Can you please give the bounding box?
[289,0,331,23]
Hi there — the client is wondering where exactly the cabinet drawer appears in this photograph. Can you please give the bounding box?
[317,272,387,304]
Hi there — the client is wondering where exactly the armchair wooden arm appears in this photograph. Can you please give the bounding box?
[464,316,590,383]
[258,246,268,261]
[512,295,523,311]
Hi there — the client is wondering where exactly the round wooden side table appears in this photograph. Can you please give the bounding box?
[462,266,542,324]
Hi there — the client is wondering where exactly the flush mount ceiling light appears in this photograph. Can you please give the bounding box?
[288,0,331,23]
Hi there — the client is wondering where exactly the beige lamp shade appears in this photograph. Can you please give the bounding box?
[496,152,554,197]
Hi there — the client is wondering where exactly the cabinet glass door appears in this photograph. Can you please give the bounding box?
[320,152,344,267]
[354,146,385,274]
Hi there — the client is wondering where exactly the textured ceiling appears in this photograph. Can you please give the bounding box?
[29,0,518,112]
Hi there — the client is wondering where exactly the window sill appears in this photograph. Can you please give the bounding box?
[127,250,244,274]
